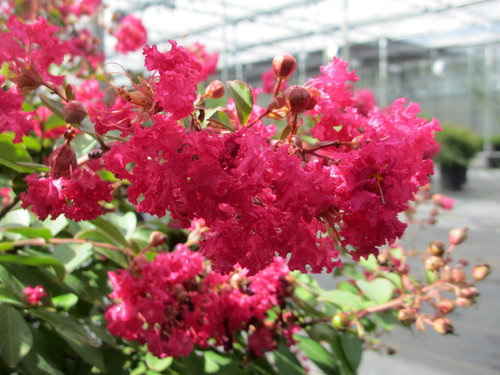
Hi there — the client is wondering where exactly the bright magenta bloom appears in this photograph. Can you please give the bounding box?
[0,77,35,142]
[23,285,47,305]
[114,15,148,54]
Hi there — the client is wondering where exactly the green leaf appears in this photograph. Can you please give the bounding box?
[51,293,78,311]
[0,242,14,252]
[0,134,34,173]
[146,352,173,372]
[380,271,403,290]
[4,227,53,240]
[357,278,394,304]
[319,290,371,311]
[40,216,68,236]
[90,216,130,248]
[227,80,253,127]
[207,110,234,131]
[0,254,65,282]
[424,269,437,284]
[52,243,92,273]
[12,173,29,196]
[280,125,292,140]
[39,94,64,120]
[336,281,359,295]
[371,311,399,331]
[296,335,339,375]
[339,332,362,372]
[358,254,378,271]
[0,304,33,367]
[20,350,64,375]
[30,310,99,347]
[64,336,105,371]
[106,212,137,239]
[0,209,30,228]
[273,340,307,375]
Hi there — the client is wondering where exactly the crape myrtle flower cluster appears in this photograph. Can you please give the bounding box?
[1,14,440,275]
[105,244,298,358]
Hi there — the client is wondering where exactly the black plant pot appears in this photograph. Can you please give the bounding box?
[440,165,467,191]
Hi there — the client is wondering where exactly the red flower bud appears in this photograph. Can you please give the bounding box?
[438,299,455,315]
[449,227,468,246]
[433,317,453,335]
[272,54,297,79]
[62,100,88,124]
[283,85,311,113]
[48,144,77,178]
[472,264,490,281]
[205,80,225,99]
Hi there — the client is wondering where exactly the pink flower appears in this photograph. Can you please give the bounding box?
[105,250,295,358]
[0,77,35,142]
[21,169,113,222]
[143,42,201,119]
[432,193,455,210]
[261,67,288,94]
[186,42,218,82]
[23,285,47,305]
[0,16,68,93]
[353,88,376,116]
[114,15,148,54]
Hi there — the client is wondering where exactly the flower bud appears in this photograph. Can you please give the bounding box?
[438,299,455,315]
[377,249,390,266]
[455,296,474,307]
[331,312,350,330]
[425,255,444,272]
[11,65,44,94]
[449,227,468,246]
[458,287,479,299]
[62,100,88,124]
[205,80,225,99]
[49,144,77,178]
[283,85,311,113]
[397,308,417,325]
[272,54,297,79]
[472,264,490,281]
[427,241,445,257]
[433,317,453,335]
[450,268,467,285]
[148,231,167,247]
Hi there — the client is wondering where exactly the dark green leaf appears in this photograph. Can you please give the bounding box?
[296,335,339,375]
[30,310,99,347]
[12,173,29,196]
[64,336,105,371]
[207,110,235,131]
[357,278,394,304]
[227,80,253,127]
[20,350,64,375]
[0,254,65,282]
[339,332,362,372]
[273,340,307,375]
[0,304,33,367]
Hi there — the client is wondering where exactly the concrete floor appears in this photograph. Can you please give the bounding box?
[358,167,500,375]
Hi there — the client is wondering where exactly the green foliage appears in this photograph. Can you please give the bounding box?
[435,124,482,168]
